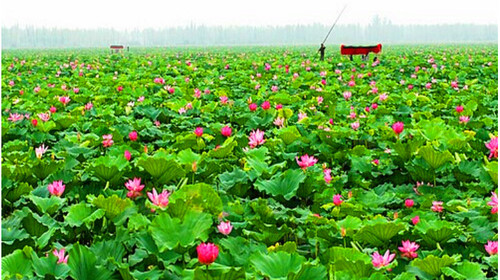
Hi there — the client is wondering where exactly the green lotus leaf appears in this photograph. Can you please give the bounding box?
[289,263,328,280]
[29,195,65,215]
[441,261,486,280]
[415,219,457,245]
[2,249,33,278]
[149,211,212,252]
[417,144,454,169]
[87,155,128,184]
[250,251,305,280]
[254,169,306,200]
[32,160,64,180]
[90,194,133,220]
[67,243,114,280]
[411,255,456,277]
[277,125,301,145]
[207,137,238,158]
[65,202,105,227]
[31,252,70,279]
[193,266,246,280]
[354,220,405,246]
[484,160,498,184]
[137,150,185,184]
[168,183,222,218]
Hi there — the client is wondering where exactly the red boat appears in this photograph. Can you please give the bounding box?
[340,44,382,60]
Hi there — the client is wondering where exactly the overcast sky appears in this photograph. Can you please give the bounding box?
[1,0,498,30]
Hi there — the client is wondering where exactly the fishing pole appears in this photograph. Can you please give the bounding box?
[322,4,348,44]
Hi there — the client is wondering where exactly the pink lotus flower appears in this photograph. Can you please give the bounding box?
[333,194,343,206]
[85,103,93,111]
[178,107,186,114]
[412,216,420,225]
[59,96,70,105]
[379,93,388,101]
[32,119,38,126]
[275,104,283,110]
[117,86,124,92]
[405,199,414,208]
[38,113,50,122]
[451,81,458,89]
[48,180,65,197]
[293,73,299,79]
[102,134,114,147]
[371,250,395,268]
[271,85,278,92]
[485,241,498,255]
[343,91,352,100]
[456,105,464,113]
[485,137,498,159]
[261,101,271,110]
[220,96,228,104]
[53,248,69,264]
[194,127,203,137]
[217,221,233,235]
[221,126,232,137]
[351,121,360,130]
[425,83,432,89]
[248,129,265,148]
[349,112,356,119]
[165,85,175,94]
[431,201,444,212]
[194,88,202,98]
[317,96,324,105]
[50,106,57,113]
[34,86,41,93]
[35,144,49,159]
[249,103,258,111]
[298,112,307,121]
[398,240,419,259]
[459,116,470,124]
[197,242,219,265]
[8,80,15,86]
[296,154,318,170]
[372,159,379,165]
[371,103,378,110]
[348,80,355,87]
[73,88,80,93]
[392,122,404,135]
[273,116,285,128]
[321,79,326,85]
[125,178,145,199]
[7,113,24,122]
[487,192,498,214]
[137,96,145,102]
[154,77,165,84]
[147,188,171,208]
[129,131,138,141]
[124,150,132,161]
[324,168,332,184]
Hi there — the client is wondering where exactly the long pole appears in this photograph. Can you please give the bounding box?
[322,5,348,44]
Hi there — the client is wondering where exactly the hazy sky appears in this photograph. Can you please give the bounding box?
[1,0,498,30]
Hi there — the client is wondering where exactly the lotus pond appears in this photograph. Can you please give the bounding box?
[1,45,498,279]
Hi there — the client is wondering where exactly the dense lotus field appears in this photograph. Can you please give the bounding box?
[1,45,498,279]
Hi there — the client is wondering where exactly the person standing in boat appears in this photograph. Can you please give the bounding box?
[318,43,326,61]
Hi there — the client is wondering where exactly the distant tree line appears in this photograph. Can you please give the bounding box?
[2,17,497,49]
